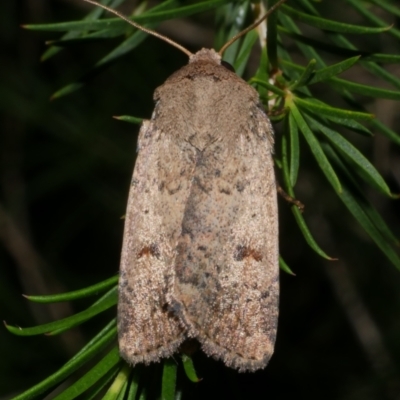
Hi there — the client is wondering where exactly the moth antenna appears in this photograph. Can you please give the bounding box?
[218,0,287,56]
[82,0,193,57]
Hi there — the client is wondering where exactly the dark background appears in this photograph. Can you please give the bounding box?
[1,1,400,399]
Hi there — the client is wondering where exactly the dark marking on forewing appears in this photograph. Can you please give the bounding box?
[235,180,249,192]
[219,187,232,195]
[234,245,263,262]
[137,243,161,259]
[193,176,210,193]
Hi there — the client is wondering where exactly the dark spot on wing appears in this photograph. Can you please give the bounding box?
[137,243,161,259]
[168,299,183,315]
[219,187,232,195]
[234,245,263,262]
[236,180,248,192]
[261,290,270,299]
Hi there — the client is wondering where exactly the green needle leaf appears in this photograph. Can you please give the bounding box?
[103,362,131,400]
[11,323,117,400]
[371,119,400,146]
[41,0,127,60]
[51,82,84,100]
[254,47,269,99]
[281,4,391,34]
[347,0,400,41]
[306,116,396,198]
[84,366,123,400]
[24,0,232,32]
[363,53,400,64]
[307,56,361,84]
[65,319,117,367]
[330,77,400,100]
[327,116,372,137]
[114,115,144,124]
[288,59,317,89]
[53,346,122,400]
[126,368,141,400]
[279,26,359,57]
[289,102,342,193]
[47,26,127,45]
[267,0,282,69]
[250,78,286,96]
[281,132,335,260]
[161,359,178,400]
[181,355,200,382]
[288,112,300,186]
[233,29,258,77]
[279,26,400,65]
[295,97,374,121]
[292,205,335,260]
[279,256,295,275]
[6,286,117,336]
[23,275,118,303]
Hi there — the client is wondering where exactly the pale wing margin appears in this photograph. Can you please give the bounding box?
[173,106,279,372]
[118,119,196,365]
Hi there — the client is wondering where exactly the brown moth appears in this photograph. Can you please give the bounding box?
[83,0,284,372]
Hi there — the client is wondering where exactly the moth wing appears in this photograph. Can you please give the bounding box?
[173,109,279,371]
[118,119,194,365]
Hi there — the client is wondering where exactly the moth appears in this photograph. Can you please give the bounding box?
[83,0,283,372]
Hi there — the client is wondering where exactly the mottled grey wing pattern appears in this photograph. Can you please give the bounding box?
[118,49,279,371]
[118,118,196,364]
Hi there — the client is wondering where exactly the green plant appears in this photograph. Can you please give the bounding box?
[5,0,400,399]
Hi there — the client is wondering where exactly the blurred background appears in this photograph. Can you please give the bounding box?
[1,1,400,399]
